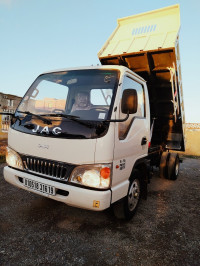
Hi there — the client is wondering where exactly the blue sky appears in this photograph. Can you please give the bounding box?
[0,0,199,123]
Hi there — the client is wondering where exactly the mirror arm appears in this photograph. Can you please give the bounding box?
[104,111,129,123]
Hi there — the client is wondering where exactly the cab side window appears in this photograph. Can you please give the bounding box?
[119,76,145,140]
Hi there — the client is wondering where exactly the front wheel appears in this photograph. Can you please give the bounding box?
[113,170,141,220]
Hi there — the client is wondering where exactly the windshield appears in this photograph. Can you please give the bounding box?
[17,69,119,121]
[13,69,119,139]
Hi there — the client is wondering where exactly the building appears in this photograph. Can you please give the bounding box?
[0,92,22,132]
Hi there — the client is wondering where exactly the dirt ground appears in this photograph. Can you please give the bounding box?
[0,158,200,265]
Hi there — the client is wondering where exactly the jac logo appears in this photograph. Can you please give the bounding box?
[38,144,49,149]
[32,125,62,135]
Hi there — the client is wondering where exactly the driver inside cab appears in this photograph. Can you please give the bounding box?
[71,92,93,112]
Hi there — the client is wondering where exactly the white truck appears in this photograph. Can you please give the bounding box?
[3,5,185,220]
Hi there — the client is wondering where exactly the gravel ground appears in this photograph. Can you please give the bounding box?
[0,157,200,265]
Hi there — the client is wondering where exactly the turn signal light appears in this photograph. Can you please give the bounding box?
[100,167,110,179]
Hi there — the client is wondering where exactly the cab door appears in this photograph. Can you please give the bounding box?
[111,74,150,203]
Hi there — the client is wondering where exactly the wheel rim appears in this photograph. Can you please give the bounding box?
[128,179,140,212]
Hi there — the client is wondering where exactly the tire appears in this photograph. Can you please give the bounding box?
[159,151,170,179]
[112,170,141,220]
[167,153,180,180]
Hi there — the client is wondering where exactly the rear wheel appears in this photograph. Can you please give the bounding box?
[168,153,180,180]
[113,170,141,220]
[159,151,170,178]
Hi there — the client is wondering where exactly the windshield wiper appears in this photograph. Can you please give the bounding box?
[42,113,94,128]
[17,111,52,125]
[44,113,80,119]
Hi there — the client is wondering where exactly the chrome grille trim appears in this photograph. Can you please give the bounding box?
[22,155,76,182]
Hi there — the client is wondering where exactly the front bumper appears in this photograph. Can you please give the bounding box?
[3,166,111,211]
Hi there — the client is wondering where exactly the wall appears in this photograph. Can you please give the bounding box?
[184,123,200,156]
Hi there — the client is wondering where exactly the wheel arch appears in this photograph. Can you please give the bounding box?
[130,157,150,199]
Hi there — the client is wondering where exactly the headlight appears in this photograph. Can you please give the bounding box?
[6,147,24,170]
[70,164,112,189]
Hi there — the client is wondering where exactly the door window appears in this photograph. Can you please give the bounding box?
[119,76,145,140]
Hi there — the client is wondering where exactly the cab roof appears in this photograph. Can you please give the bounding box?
[41,65,145,82]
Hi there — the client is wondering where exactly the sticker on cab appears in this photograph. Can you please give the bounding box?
[98,113,106,119]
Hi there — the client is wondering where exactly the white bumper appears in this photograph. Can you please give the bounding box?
[4,166,111,211]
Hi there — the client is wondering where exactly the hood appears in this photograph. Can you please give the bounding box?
[8,127,96,165]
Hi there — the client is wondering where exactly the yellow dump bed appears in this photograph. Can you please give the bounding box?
[98,5,180,56]
[98,4,185,151]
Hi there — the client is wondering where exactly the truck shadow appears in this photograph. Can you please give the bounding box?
[18,165,183,235]
[18,193,141,238]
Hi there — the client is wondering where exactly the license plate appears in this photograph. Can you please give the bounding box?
[23,178,55,196]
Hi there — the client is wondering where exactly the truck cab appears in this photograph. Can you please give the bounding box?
[5,65,150,219]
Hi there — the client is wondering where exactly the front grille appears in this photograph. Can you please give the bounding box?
[22,155,76,182]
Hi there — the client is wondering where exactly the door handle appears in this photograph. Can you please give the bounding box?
[141,137,147,145]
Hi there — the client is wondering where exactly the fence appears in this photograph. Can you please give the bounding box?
[1,121,10,132]
[0,115,10,132]
[186,123,200,130]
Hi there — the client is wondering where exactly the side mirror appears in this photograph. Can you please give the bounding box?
[121,89,138,114]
